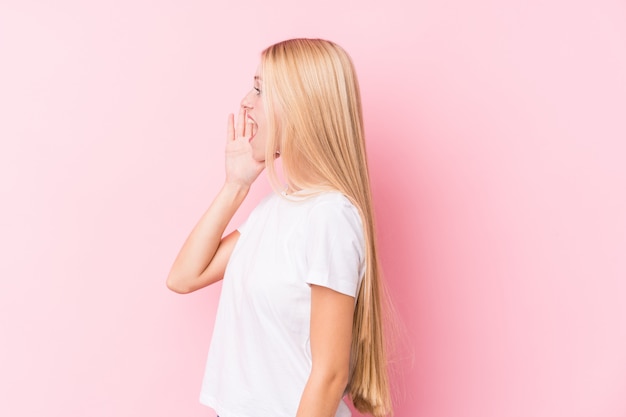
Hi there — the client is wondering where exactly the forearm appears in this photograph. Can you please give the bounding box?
[166,182,249,293]
[296,369,348,417]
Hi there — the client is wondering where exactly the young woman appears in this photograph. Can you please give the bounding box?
[167,38,392,417]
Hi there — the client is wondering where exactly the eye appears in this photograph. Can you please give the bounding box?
[253,86,261,95]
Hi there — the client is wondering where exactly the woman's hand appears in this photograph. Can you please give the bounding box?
[166,108,261,294]
[224,107,265,187]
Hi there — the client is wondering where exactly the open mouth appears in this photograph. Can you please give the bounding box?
[247,115,257,140]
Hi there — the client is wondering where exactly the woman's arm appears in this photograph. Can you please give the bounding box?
[166,109,264,294]
[296,285,354,417]
[166,184,247,294]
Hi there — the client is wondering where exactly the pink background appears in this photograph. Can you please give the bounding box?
[1,1,625,416]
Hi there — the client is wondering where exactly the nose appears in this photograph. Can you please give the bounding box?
[240,90,255,110]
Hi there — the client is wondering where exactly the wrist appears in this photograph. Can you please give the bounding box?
[222,181,251,198]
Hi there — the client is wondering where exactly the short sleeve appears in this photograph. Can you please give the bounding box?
[304,194,365,298]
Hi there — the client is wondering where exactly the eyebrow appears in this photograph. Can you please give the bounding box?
[254,76,262,81]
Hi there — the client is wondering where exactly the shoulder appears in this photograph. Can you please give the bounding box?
[309,191,355,208]
[302,192,365,251]
[306,192,362,227]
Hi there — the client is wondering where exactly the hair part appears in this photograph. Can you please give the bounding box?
[260,38,393,417]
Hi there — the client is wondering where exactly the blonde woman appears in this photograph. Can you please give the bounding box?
[167,38,391,417]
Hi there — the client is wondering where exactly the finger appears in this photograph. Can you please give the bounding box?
[236,107,245,138]
[226,113,234,142]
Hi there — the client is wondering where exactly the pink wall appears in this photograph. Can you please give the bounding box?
[1,1,625,416]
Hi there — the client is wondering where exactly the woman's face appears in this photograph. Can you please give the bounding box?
[240,67,267,162]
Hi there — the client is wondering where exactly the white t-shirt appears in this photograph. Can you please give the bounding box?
[199,191,365,417]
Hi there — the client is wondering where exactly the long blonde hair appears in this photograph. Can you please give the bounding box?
[260,38,392,416]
